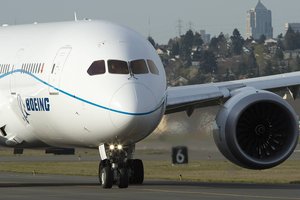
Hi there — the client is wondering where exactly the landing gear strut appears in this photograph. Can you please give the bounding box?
[98,144,144,189]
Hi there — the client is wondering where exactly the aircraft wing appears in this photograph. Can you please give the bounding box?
[165,71,300,115]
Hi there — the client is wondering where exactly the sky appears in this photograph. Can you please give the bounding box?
[1,0,300,44]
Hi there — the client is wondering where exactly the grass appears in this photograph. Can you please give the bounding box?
[144,160,300,184]
[0,161,99,176]
[0,159,300,184]
[0,146,300,184]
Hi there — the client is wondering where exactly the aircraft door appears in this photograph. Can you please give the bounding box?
[48,47,72,95]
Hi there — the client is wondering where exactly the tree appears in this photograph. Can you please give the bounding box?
[277,39,285,50]
[200,50,218,73]
[183,30,194,48]
[209,33,229,57]
[296,55,300,71]
[274,48,284,60]
[209,37,218,52]
[171,41,180,57]
[147,36,156,48]
[217,32,229,57]
[296,32,300,49]
[277,33,283,39]
[245,36,254,45]
[264,60,275,75]
[179,30,195,65]
[230,29,244,55]
[237,56,248,76]
[181,30,194,58]
[193,32,203,47]
[192,49,201,60]
[247,48,258,76]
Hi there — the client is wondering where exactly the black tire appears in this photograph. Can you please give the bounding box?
[98,161,104,184]
[99,160,113,189]
[129,159,144,184]
[118,168,129,188]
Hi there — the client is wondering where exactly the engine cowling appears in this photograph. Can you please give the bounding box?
[214,87,299,169]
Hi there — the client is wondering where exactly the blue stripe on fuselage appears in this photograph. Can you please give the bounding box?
[0,69,164,116]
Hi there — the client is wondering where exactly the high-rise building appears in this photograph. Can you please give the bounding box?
[285,23,300,33]
[246,0,273,40]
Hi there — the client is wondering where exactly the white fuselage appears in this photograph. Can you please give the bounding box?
[0,20,166,148]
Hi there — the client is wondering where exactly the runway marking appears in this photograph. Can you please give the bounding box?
[140,188,300,200]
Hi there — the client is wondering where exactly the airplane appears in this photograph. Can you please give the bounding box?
[0,19,299,189]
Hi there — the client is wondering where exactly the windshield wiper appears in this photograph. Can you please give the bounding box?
[128,62,138,80]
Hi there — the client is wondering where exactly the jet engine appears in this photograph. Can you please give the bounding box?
[214,87,299,169]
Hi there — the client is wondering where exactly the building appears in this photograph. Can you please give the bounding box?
[285,23,300,33]
[246,0,273,40]
[200,30,211,44]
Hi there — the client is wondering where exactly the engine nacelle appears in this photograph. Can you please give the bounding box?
[214,88,299,169]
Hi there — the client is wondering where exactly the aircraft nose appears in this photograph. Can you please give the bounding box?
[109,83,157,128]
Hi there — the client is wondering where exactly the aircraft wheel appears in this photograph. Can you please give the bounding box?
[99,160,113,189]
[128,159,144,184]
[118,168,129,188]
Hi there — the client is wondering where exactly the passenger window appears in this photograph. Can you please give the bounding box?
[33,64,36,73]
[87,60,106,76]
[38,63,41,73]
[147,60,159,75]
[41,63,44,73]
[30,63,33,73]
[25,64,29,72]
[108,60,129,74]
[130,59,149,74]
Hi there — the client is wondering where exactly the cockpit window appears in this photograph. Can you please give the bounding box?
[147,60,159,75]
[108,60,129,74]
[87,60,106,76]
[130,59,149,74]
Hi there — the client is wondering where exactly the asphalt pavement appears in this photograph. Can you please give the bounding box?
[0,173,299,200]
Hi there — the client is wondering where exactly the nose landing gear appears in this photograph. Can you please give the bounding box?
[98,144,144,189]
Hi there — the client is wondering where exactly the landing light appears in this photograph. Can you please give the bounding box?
[109,144,115,150]
[117,144,123,150]
[109,144,123,151]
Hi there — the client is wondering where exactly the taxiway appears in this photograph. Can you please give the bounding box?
[0,172,299,200]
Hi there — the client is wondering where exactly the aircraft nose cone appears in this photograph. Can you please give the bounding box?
[109,83,157,128]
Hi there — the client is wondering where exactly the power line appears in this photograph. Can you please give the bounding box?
[176,19,183,36]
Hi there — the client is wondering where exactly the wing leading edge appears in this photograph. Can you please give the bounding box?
[166,71,300,115]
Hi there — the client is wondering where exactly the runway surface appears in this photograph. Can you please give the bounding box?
[0,172,299,200]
